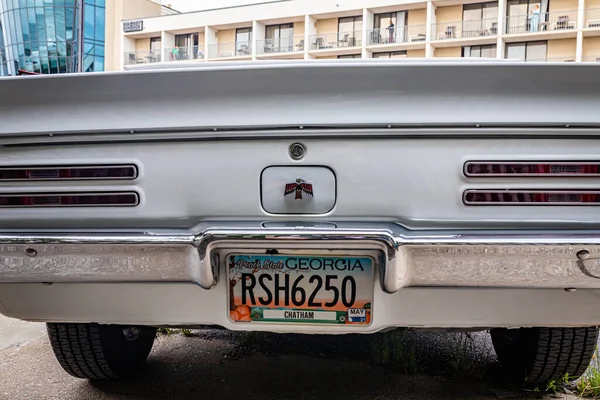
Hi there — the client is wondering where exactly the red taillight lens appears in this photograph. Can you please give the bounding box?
[464,190,600,205]
[0,165,138,181]
[0,192,139,208]
[464,162,600,177]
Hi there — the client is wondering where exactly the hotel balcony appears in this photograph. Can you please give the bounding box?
[163,46,205,62]
[583,55,600,62]
[367,25,426,48]
[585,8,600,28]
[431,18,498,46]
[124,50,162,65]
[207,41,252,59]
[255,36,305,58]
[308,30,362,56]
[521,56,576,62]
[504,10,577,40]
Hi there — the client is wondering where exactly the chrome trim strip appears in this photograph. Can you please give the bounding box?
[464,161,600,177]
[4,225,600,292]
[463,189,600,206]
[0,192,140,208]
[0,164,138,181]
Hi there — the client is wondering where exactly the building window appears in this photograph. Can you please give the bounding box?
[505,40,547,61]
[373,51,407,58]
[265,23,294,52]
[373,12,408,44]
[463,44,497,58]
[506,0,549,33]
[338,54,362,58]
[462,2,498,35]
[235,27,252,56]
[338,16,362,46]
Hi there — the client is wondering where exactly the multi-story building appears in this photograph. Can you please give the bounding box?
[0,0,175,76]
[120,0,600,70]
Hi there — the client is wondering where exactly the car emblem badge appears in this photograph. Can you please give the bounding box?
[284,178,313,200]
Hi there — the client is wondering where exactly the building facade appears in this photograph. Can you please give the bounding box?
[0,0,167,76]
[120,0,600,69]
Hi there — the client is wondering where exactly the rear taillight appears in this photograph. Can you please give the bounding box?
[464,162,600,177]
[0,192,139,208]
[0,165,137,181]
[464,190,600,205]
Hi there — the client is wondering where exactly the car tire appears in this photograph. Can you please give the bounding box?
[47,322,156,380]
[490,326,598,386]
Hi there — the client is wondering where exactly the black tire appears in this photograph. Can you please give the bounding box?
[47,323,156,380]
[490,326,599,386]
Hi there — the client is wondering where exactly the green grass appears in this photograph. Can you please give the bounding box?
[156,328,194,337]
[576,349,600,398]
[369,331,420,374]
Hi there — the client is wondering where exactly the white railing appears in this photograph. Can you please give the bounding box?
[583,55,600,62]
[163,46,205,62]
[309,31,362,50]
[517,56,576,62]
[208,41,252,59]
[367,25,426,45]
[256,36,305,54]
[585,8,600,27]
[505,10,577,34]
[432,18,498,40]
[124,50,162,65]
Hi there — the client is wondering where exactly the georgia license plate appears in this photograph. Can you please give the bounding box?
[227,254,374,325]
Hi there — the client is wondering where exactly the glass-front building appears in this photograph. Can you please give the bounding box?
[0,0,105,76]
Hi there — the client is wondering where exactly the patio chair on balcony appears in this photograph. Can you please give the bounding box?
[370,30,382,44]
[552,15,576,30]
[339,34,349,47]
[295,40,304,51]
[438,25,457,39]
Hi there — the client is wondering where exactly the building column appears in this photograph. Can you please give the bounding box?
[497,0,506,58]
[252,20,265,59]
[426,1,435,57]
[362,8,373,58]
[205,26,217,60]
[161,31,174,62]
[576,0,585,61]
[305,15,316,59]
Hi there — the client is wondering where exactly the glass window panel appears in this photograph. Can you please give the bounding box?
[96,44,104,57]
[84,3,94,39]
[96,0,105,7]
[483,2,498,19]
[506,42,525,59]
[338,17,354,33]
[526,41,547,60]
[463,4,482,21]
[95,55,103,71]
[20,8,30,42]
[95,6,104,41]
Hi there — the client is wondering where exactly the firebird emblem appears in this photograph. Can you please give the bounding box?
[284,178,314,200]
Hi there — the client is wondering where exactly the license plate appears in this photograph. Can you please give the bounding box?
[227,254,373,325]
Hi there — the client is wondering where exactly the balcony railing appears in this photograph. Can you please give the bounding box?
[208,41,252,59]
[124,50,161,65]
[164,46,205,62]
[516,56,576,62]
[585,8,600,27]
[367,26,426,45]
[432,18,498,40]
[583,55,600,62]
[309,31,362,50]
[256,36,305,54]
[505,10,577,34]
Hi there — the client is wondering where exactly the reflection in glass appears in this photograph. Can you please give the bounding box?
[0,0,105,75]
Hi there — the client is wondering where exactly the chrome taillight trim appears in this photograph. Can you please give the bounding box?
[464,161,600,177]
[0,192,140,208]
[0,165,138,181]
[463,189,600,206]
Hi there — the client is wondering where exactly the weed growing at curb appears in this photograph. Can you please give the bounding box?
[575,348,600,398]
[369,331,420,374]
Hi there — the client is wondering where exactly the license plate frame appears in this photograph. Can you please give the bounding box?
[226,250,375,326]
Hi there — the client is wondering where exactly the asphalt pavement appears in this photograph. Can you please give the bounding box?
[0,315,582,400]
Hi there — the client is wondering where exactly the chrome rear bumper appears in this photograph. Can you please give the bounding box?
[1,223,600,292]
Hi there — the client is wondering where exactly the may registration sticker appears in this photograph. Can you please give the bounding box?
[227,254,373,325]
